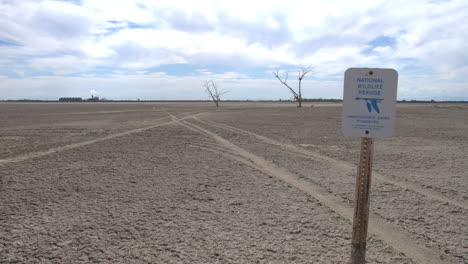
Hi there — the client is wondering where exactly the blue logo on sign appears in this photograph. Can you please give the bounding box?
[355,97,383,113]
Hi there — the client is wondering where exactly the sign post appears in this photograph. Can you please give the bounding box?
[350,137,373,263]
[342,68,398,264]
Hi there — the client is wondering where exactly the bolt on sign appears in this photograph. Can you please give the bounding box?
[342,68,398,138]
[342,68,398,264]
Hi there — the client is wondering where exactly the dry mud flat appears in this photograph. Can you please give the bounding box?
[0,102,466,263]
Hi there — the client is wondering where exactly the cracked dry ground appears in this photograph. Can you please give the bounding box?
[0,102,466,263]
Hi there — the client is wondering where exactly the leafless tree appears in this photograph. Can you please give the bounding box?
[273,66,312,108]
[204,80,227,107]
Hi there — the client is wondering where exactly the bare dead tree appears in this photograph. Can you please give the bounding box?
[204,80,227,107]
[273,66,312,108]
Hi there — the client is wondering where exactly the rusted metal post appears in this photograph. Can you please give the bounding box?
[350,137,374,264]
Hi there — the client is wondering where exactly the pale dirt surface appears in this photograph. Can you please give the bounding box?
[0,102,466,263]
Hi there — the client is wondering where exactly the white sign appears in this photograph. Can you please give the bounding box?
[342,68,398,138]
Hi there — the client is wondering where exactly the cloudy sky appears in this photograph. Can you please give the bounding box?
[1,0,467,100]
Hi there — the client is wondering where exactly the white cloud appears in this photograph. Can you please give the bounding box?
[373,46,391,53]
[29,55,97,75]
[0,0,467,99]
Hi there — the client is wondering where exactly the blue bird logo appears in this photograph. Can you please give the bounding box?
[355,97,383,113]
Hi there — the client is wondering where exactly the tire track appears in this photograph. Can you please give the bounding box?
[195,117,468,210]
[189,142,247,161]
[0,112,208,166]
[174,118,455,264]
[188,144,258,169]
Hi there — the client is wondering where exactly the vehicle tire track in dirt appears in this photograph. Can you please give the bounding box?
[174,118,454,264]
[188,144,258,169]
[0,112,208,166]
[189,142,248,161]
[195,117,468,210]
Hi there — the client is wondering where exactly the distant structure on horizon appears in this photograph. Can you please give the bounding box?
[59,97,83,102]
[58,95,102,102]
[88,95,100,101]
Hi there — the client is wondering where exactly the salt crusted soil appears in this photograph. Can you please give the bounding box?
[0,102,466,263]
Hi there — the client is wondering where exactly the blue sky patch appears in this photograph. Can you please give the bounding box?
[0,39,21,46]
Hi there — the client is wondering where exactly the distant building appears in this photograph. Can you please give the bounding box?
[59,97,83,102]
[87,95,100,101]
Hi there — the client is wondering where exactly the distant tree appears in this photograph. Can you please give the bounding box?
[273,66,312,108]
[204,80,227,107]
